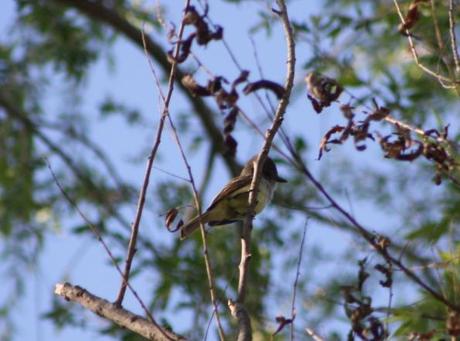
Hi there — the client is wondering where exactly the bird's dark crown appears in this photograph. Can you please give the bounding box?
[240,155,287,183]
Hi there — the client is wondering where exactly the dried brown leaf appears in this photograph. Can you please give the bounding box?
[243,79,285,99]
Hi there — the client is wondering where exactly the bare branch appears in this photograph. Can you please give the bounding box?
[392,0,458,88]
[228,299,252,341]
[166,64,227,341]
[448,0,460,74]
[235,1,296,340]
[305,328,326,341]
[290,221,308,340]
[53,0,240,175]
[55,283,184,341]
[115,0,191,306]
[292,158,460,312]
[46,161,177,338]
[142,2,226,338]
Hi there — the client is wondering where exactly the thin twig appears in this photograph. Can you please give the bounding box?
[46,160,178,340]
[55,0,240,175]
[385,262,393,340]
[292,157,460,312]
[149,2,227,338]
[237,107,294,163]
[198,0,294,156]
[235,75,443,279]
[238,80,449,305]
[305,328,326,341]
[448,0,460,74]
[114,0,192,306]
[248,35,294,153]
[392,0,457,88]
[430,0,445,52]
[152,165,191,183]
[290,221,308,341]
[235,1,296,340]
[166,88,227,341]
[249,35,276,115]
[0,93,147,240]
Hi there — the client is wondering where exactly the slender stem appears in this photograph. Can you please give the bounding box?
[290,221,308,341]
[166,85,227,341]
[152,3,226,337]
[448,0,460,74]
[392,0,457,88]
[293,158,460,312]
[47,161,179,340]
[115,0,190,306]
[236,1,296,340]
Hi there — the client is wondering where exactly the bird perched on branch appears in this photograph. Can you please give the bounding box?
[180,155,286,239]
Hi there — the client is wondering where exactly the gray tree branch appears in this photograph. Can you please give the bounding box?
[55,283,185,341]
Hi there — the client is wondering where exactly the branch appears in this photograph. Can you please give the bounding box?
[235,1,296,340]
[232,77,451,302]
[55,283,184,341]
[53,0,240,175]
[448,0,460,74]
[292,158,460,312]
[392,0,458,88]
[114,0,190,307]
[0,93,161,260]
[305,327,326,341]
[290,221,308,340]
[144,2,226,338]
[228,300,252,341]
[47,162,179,339]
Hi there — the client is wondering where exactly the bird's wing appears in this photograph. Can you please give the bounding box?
[206,175,252,211]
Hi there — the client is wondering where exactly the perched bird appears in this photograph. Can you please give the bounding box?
[180,155,286,239]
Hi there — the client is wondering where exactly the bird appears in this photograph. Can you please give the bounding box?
[180,155,286,239]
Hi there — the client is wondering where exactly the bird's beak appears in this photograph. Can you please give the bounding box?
[276,175,287,183]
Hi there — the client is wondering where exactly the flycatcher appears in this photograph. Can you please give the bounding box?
[180,155,286,239]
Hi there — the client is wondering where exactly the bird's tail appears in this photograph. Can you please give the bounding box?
[180,211,212,240]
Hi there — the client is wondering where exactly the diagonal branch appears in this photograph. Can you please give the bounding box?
[114,0,191,306]
[55,283,184,341]
[47,161,176,339]
[292,156,460,312]
[290,221,308,340]
[53,0,240,175]
[140,2,226,339]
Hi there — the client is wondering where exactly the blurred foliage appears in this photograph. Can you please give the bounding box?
[1,0,460,340]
